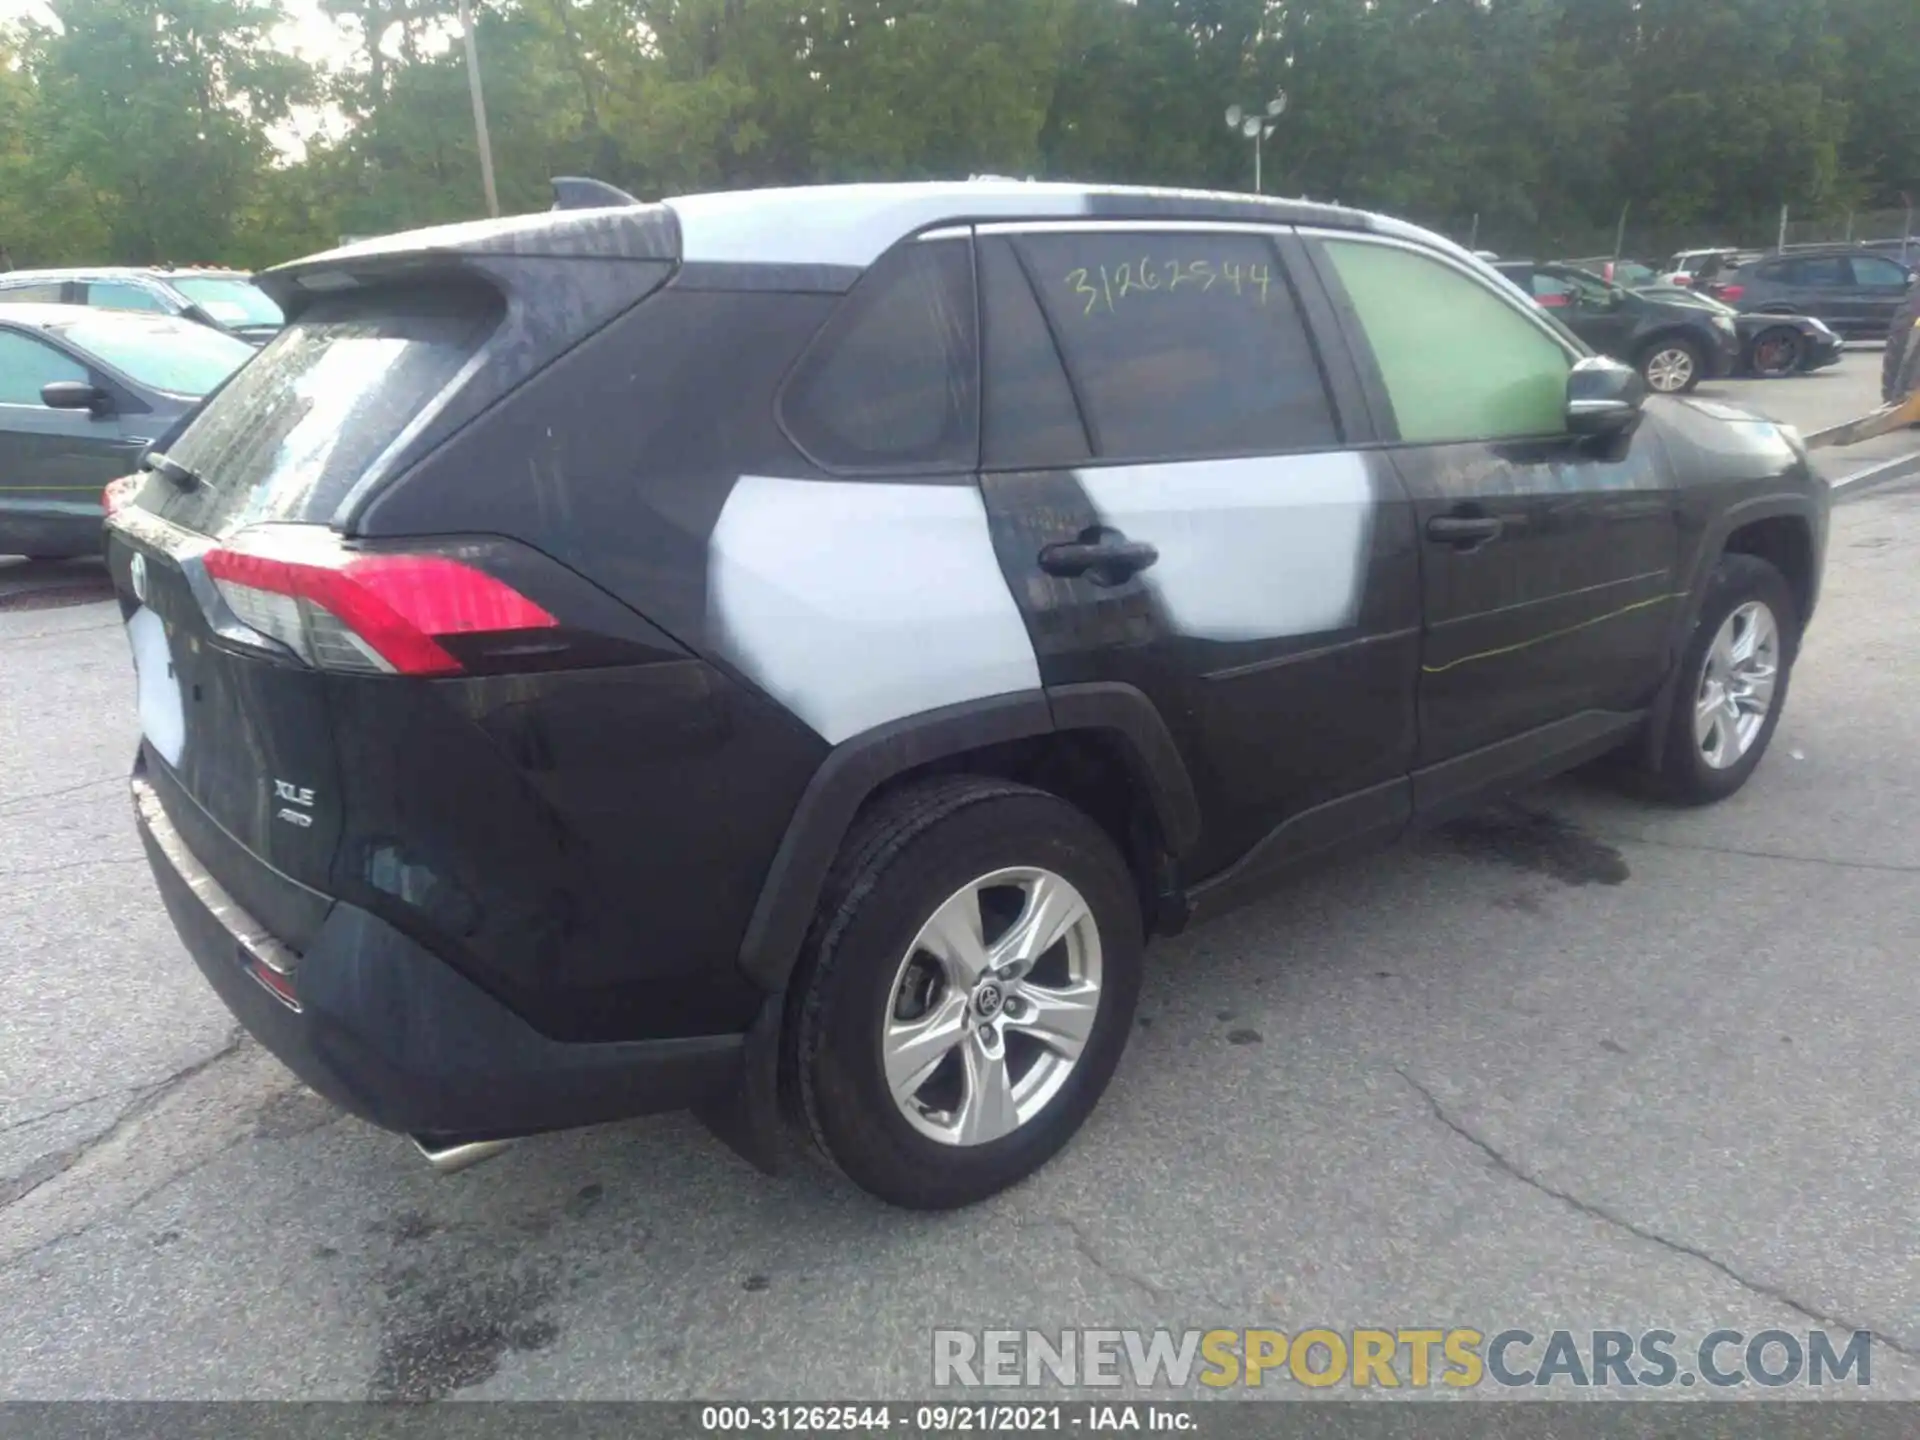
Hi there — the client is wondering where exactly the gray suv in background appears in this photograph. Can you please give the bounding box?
[1711,246,1915,338]
[0,266,284,346]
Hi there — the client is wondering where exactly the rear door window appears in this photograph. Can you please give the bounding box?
[1321,237,1571,444]
[1015,229,1338,462]
[1786,256,1851,288]
[146,285,502,536]
[0,282,67,304]
[0,329,87,405]
[978,236,1090,469]
[780,237,978,473]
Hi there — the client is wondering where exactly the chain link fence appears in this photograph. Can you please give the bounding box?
[1428,206,1919,268]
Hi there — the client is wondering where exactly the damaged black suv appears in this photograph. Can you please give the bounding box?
[109,180,1828,1209]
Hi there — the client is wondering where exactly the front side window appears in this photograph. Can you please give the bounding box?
[1322,238,1570,444]
[85,280,168,313]
[1850,256,1912,289]
[0,329,86,405]
[781,237,978,473]
[1016,229,1338,462]
[52,315,251,395]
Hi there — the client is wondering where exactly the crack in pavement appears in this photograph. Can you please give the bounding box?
[1038,1214,1232,1311]
[1603,834,1920,876]
[0,1088,133,1138]
[1395,1068,1916,1357]
[0,776,120,814]
[1,1028,246,1209]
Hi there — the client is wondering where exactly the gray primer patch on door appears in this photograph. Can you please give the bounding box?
[707,474,1043,744]
[1074,451,1376,641]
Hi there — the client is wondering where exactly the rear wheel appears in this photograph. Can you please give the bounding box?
[1748,327,1802,379]
[1650,554,1798,805]
[791,776,1143,1209]
[1640,336,1704,394]
[1884,286,1920,404]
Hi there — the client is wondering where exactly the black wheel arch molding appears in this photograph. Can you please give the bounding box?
[1638,489,1824,773]
[733,682,1201,995]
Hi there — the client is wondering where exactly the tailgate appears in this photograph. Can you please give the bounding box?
[108,506,343,947]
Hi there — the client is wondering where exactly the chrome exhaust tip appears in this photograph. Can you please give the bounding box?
[410,1135,515,1175]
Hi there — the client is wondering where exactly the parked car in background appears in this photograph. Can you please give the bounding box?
[1565,256,1660,287]
[1495,260,1739,392]
[1710,247,1915,337]
[1659,248,1744,288]
[106,181,1827,1209]
[0,266,284,346]
[0,305,253,558]
[1635,285,1843,378]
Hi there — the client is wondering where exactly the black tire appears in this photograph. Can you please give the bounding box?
[1639,335,1705,394]
[790,775,1143,1209]
[1884,286,1920,404]
[1747,326,1802,379]
[1649,553,1799,805]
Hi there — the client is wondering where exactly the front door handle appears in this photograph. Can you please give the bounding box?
[1426,514,1505,548]
[1039,528,1160,586]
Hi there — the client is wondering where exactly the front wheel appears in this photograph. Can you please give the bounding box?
[1748,327,1802,379]
[791,776,1143,1209]
[1641,337,1705,394]
[1650,554,1798,805]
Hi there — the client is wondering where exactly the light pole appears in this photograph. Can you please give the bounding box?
[1225,93,1286,195]
[457,0,500,217]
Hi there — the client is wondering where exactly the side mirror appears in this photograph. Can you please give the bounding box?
[41,380,113,417]
[1566,355,1645,438]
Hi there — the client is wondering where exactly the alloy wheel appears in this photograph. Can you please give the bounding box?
[882,866,1103,1146]
[1645,347,1696,393]
[1695,600,1780,769]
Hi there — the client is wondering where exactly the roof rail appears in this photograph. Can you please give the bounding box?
[551,176,641,211]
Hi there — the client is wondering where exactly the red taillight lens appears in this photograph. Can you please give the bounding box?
[1714,284,1745,303]
[1537,293,1569,308]
[203,536,558,676]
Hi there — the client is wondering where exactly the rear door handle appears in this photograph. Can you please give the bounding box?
[1425,514,1505,547]
[1038,529,1160,586]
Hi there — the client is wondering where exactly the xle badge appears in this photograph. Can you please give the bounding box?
[274,779,316,829]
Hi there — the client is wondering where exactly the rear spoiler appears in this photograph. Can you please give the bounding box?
[551,176,641,211]
[257,191,678,314]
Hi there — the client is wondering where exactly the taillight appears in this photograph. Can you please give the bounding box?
[1715,284,1745,303]
[1537,293,1569,308]
[203,532,558,676]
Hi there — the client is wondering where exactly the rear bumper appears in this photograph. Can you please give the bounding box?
[134,775,745,1140]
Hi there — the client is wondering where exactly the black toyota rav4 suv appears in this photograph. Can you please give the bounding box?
[108,181,1829,1210]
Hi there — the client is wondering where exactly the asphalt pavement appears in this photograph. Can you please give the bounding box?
[1,355,1916,1401]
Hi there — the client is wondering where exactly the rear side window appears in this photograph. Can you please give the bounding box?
[1322,238,1569,444]
[1785,256,1849,287]
[1017,230,1337,462]
[0,282,65,303]
[781,237,978,473]
[0,329,86,404]
[148,285,501,535]
[979,237,1090,469]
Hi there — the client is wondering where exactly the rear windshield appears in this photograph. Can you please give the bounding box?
[172,276,285,330]
[146,285,501,536]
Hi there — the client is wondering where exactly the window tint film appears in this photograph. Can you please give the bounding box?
[85,281,167,313]
[52,315,251,395]
[1850,256,1911,289]
[1018,231,1337,462]
[782,237,978,472]
[0,329,86,404]
[1323,239,1569,443]
[147,284,502,536]
[979,237,1089,469]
